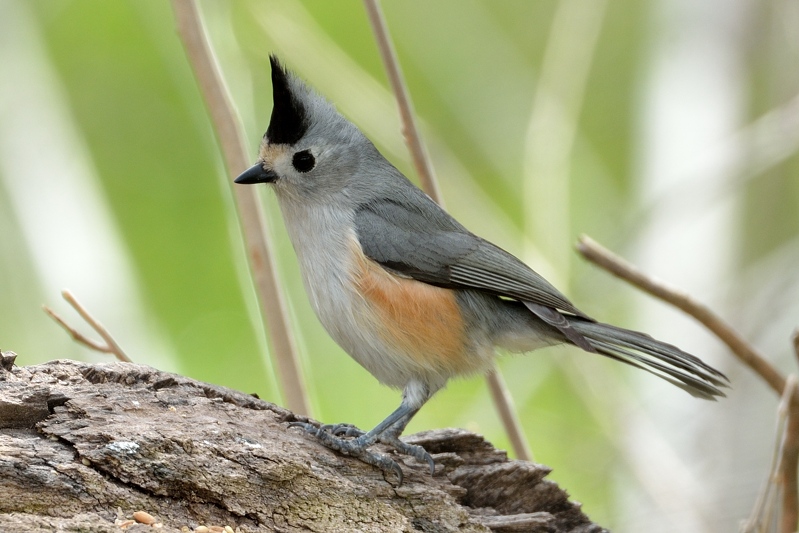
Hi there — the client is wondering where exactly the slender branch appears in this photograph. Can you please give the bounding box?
[171,0,310,416]
[43,289,131,362]
[793,329,799,369]
[43,307,107,353]
[741,379,793,533]
[780,375,799,533]
[485,368,533,461]
[362,0,532,461]
[362,0,441,202]
[784,335,799,533]
[577,235,799,530]
[576,234,786,395]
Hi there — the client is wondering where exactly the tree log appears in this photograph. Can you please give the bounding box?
[0,352,606,532]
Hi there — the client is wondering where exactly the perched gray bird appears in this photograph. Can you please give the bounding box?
[235,56,727,483]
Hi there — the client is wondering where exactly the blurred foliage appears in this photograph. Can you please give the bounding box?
[1,0,798,531]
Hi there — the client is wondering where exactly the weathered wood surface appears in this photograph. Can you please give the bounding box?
[0,353,606,532]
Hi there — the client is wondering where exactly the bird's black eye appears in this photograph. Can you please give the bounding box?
[292,150,315,173]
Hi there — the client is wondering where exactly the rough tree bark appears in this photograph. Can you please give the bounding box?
[0,352,606,532]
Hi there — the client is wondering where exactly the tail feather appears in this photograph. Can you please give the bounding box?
[569,319,729,400]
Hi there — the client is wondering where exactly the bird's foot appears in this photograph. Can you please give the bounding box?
[289,421,403,483]
[377,433,435,475]
[288,422,434,484]
[322,423,365,438]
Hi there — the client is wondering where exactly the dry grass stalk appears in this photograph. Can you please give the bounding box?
[43,289,131,363]
[171,0,310,416]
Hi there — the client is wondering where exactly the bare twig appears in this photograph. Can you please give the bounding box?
[780,376,799,533]
[576,234,785,395]
[742,376,796,533]
[362,0,531,462]
[171,0,310,415]
[577,235,799,531]
[43,289,131,362]
[485,368,533,461]
[44,307,106,353]
[362,0,441,202]
[793,329,799,369]
[784,334,799,533]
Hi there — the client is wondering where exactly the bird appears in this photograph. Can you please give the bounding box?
[234,55,728,484]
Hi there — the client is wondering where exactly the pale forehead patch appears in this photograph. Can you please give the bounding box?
[258,143,290,165]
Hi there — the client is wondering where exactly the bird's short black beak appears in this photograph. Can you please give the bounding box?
[234,163,278,184]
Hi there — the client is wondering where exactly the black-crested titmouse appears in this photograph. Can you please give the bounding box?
[235,56,727,483]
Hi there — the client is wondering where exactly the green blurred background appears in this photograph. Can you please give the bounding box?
[1,0,798,531]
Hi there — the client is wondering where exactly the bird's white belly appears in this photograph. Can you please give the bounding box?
[279,201,483,390]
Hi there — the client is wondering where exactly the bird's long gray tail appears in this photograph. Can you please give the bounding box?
[567,318,728,399]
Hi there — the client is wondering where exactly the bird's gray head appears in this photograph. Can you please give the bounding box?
[235,56,379,204]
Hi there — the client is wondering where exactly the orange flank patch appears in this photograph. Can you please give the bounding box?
[349,237,467,373]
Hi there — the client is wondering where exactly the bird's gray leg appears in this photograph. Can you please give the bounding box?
[289,401,417,482]
[372,407,436,474]
[288,380,437,483]
[322,408,433,473]
[324,408,413,438]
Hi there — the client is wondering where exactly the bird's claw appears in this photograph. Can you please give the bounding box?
[288,421,403,483]
[340,445,404,485]
[378,434,435,475]
[288,421,437,484]
[322,423,365,438]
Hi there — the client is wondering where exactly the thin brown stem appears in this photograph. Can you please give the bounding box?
[576,235,799,529]
[741,377,794,533]
[485,368,533,461]
[171,0,310,416]
[785,333,799,533]
[43,306,106,354]
[781,376,799,533]
[362,0,531,461]
[793,329,799,369]
[362,0,441,203]
[43,289,131,362]
[576,234,785,395]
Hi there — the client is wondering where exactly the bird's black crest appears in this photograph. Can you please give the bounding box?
[266,55,309,145]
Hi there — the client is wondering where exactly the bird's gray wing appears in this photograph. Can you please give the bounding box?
[355,195,596,350]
